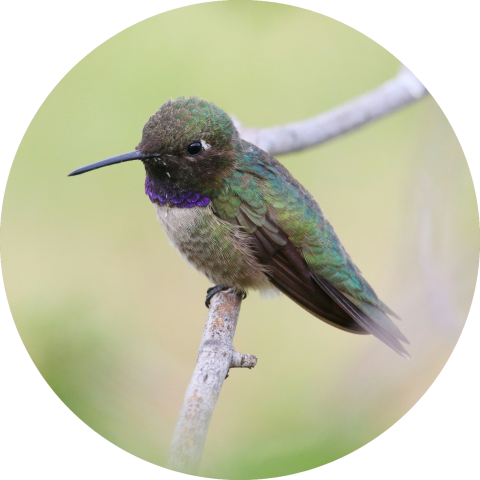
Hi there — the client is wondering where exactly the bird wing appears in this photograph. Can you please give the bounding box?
[235,203,367,334]
[237,203,410,357]
[213,141,409,357]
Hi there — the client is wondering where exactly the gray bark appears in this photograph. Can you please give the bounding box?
[167,289,256,474]
[168,64,428,474]
[235,66,428,155]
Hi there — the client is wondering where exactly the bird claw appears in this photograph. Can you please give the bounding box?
[205,285,247,308]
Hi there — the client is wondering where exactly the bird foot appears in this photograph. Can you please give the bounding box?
[205,285,247,308]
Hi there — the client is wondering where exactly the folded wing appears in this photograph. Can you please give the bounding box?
[234,204,410,358]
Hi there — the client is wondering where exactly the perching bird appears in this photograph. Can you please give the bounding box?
[69,96,409,358]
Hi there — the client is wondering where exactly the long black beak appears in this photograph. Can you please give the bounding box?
[68,150,159,176]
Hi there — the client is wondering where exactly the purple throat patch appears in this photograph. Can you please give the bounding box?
[145,176,210,208]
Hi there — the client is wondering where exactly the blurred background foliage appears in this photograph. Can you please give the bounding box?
[2,2,478,479]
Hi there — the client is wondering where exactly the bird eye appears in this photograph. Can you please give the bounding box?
[187,142,203,156]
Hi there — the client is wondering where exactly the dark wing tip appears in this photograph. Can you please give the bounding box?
[313,275,411,358]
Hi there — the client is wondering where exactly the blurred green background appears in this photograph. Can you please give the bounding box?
[2,2,478,479]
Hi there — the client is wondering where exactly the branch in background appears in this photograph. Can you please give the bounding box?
[167,290,256,474]
[169,65,428,474]
[235,66,429,155]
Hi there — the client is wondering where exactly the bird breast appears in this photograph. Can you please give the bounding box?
[153,203,271,291]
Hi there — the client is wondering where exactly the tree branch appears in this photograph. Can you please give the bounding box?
[168,65,428,473]
[167,290,254,474]
[235,66,428,155]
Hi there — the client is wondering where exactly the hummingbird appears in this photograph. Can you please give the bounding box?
[69,96,409,358]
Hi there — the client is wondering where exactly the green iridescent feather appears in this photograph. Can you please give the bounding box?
[136,96,408,356]
[212,141,408,352]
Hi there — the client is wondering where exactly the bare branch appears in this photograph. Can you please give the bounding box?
[235,66,428,155]
[168,66,428,473]
[167,290,254,474]
[230,351,257,368]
